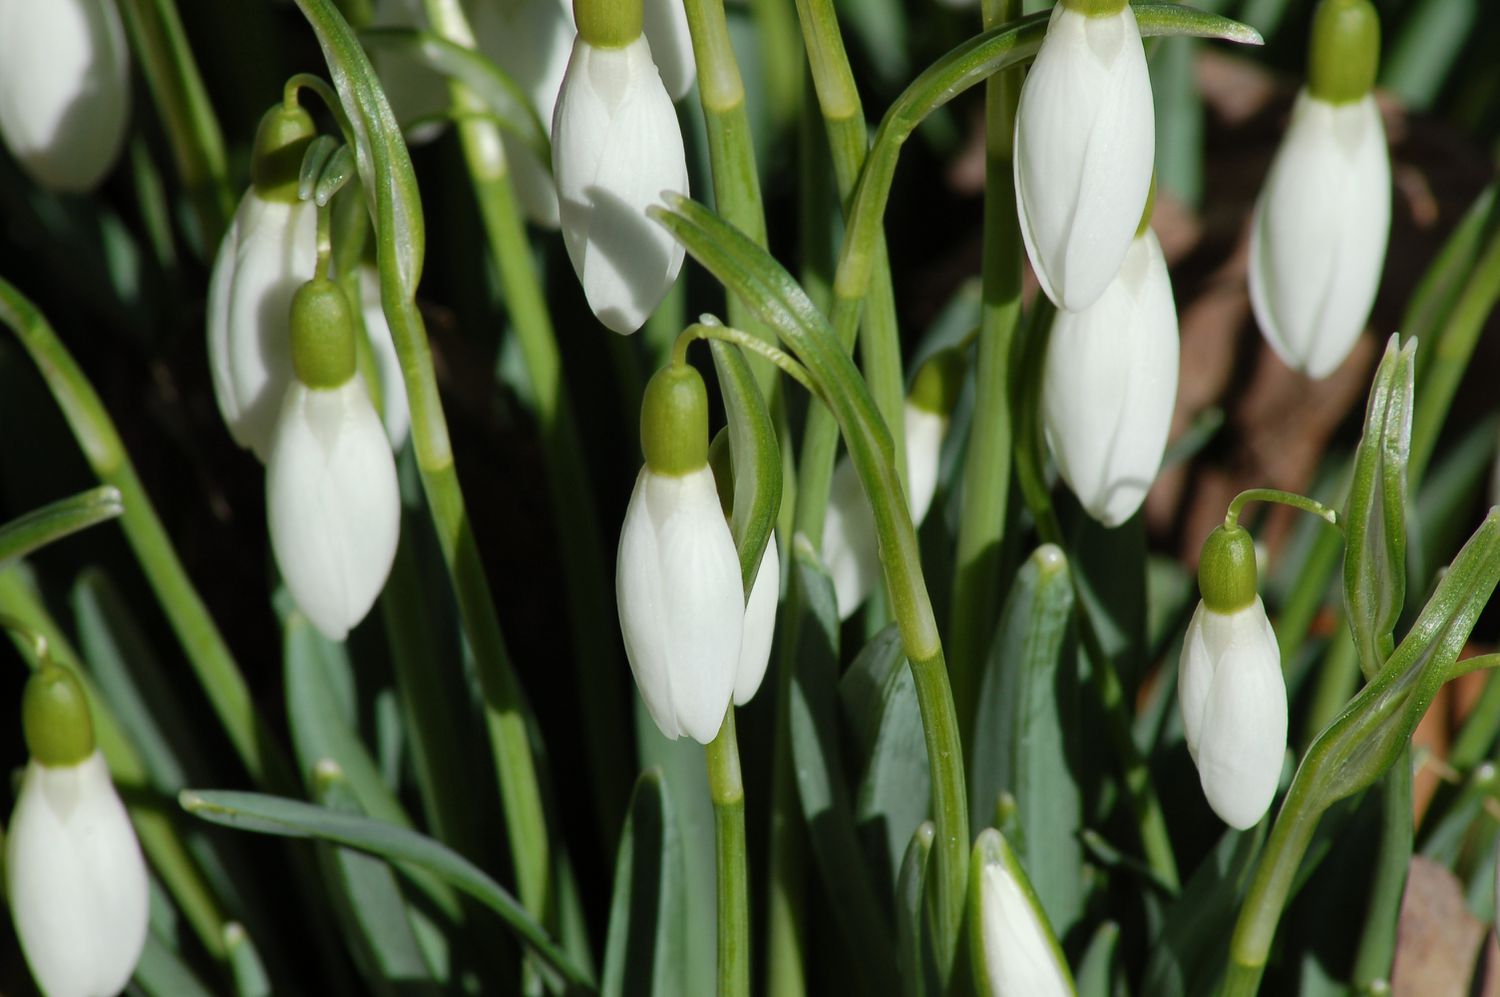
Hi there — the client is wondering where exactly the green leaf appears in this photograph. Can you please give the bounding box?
[225,922,272,997]
[0,485,121,565]
[1343,335,1415,679]
[602,769,685,997]
[710,339,781,595]
[1406,185,1497,387]
[134,932,216,997]
[1414,411,1500,587]
[1075,921,1122,997]
[895,821,938,997]
[180,790,591,987]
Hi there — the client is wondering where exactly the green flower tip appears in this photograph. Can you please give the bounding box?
[290,278,358,389]
[641,363,709,476]
[251,103,317,202]
[908,347,967,416]
[1308,0,1380,104]
[1198,524,1259,614]
[22,665,95,767]
[1060,0,1128,16]
[574,0,643,48]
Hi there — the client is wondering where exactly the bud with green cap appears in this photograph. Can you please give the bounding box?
[250,103,316,203]
[1308,0,1380,105]
[21,665,94,768]
[290,278,357,390]
[617,360,743,743]
[1178,523,1287,829]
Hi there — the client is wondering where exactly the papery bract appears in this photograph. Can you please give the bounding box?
[1013,1,1155,312]
[1042,229,1178,528]
[734,533,779,706]
[7,752,149,997]
[642,0,695,102]
[0,0,129,192]
[1249,90,1389,379]
[552,33,688,334]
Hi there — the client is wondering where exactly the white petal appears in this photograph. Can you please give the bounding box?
[822,457,881,620]
[357,264,412,449]
[616,466,741,743]
[1014,4,1154,312]
[1042,230,1178,527]
[206,192,319,461]
[734,533,780,706]
[267,381,401,641]
[7,753,149,997]
[979,862,1072,997]
[643,0,696,102]
[1249,91,1389,379]
[553,35,688,334]
[904,403,947,527]
[0,0,129,192]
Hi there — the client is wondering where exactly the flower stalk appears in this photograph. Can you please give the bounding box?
[707,709,750,997]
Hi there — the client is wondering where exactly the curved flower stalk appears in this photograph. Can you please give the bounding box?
[967,829,1074,997]
[642,0,695,102]
[1248,0,1387,380]
[268,277,400,642]
[355,263,412,449]
[207,104,320,461]
[0,0,130,192]
[369,0,452,144]
[1013,0,1154,313]
[1179,524,1287,829]
[472,0,576,228]
[8,666,148,997]
[1042,226,1179,528]
[552,0,688,333]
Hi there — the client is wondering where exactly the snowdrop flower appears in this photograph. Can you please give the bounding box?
[1042,225,1179,528]
[1014,0,1154,312]
[369,0,451,145]
[1249,0,1388,380]
[1179,524,1287,829]
[207,104,320,461]
[267,278,400,642]
[552,2,688,333]
[354,264,411,450]
[618,362,742,743]
[8,666,148,997]
[735,533,778,706]
[642,0,695,102]
[472,0,576,228]
[969,829,1074,997]
[0,0,130,192]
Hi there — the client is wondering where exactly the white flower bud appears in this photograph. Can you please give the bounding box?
[552,33,688,334]
[1178,596,1287,829]
[6,751,149,997]
[1041,229,1179,528]
[975,837,1073,997]
[355,264,412,450]
[734,533,779,706]
[1249,90,1390,380]
[267,379,401,642]
[207,192,319,461]
[617,464,742,743]
[1013,1,1155,313]
[0,0,130,192]
[642,0,695,102]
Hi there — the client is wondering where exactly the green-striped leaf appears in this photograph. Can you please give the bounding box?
[0,485,121,565]
[602,769,685,997]
[710,339,781,594]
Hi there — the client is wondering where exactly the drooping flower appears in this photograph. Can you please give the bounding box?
[267,278,400,642]
[618,363,742,743]
[1042,226,1179,528]
[1179,524,1287,829]
[735,533,779,706]
[642,0,695,102]
[207,105,320,461]
[1248,0,1388,380]
[1013,0,1155,313]
[969,829,1074,997]
[552,11,688,334]
[0,0,130,192]
[8,666,148,997]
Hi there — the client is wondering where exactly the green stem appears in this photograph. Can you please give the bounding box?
[0,277,294,794]
[1225,488,1340,529]
[115,0,234,248]
[707,710,750,997]
[951,0,1023,744]
[1349,754,1411,990]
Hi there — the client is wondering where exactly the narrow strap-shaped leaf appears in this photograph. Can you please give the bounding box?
[896,822,938,997]
[0,486,122,565]
[603,769,686,997]
[180,790,592,988]
[710,340,781,594]
[1075,922,1122,997]
[134,932,216,997]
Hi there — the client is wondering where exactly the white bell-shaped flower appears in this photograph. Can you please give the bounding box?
[734,533,779,706]
[642,0,696,102]
[473,0,576,228]
[1013,0,1154,313]
[267,280,401,642]
[1042,228,1179,528]
[552,32,688,334]
[1179,525,1287,829]
[972,829,1074,997]
[0,0,130,192]
[1248,91,1389,379]
[355,264,412,450]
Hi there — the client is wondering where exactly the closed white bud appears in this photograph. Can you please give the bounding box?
[642,0,696,102]
[1178,596,1287,829]
[974,832,1073,997]
[1014,1,1155,312]
[0,0,130,192]
[355,264,412,450]
[552,33,688,334]
[267,379,401,642]
[1042,229,1179,528]
[1249,90,1390,380]
[207,192,319,461]
[617,465,742,743]
[734,533,779,706]
[7,752,149,997]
